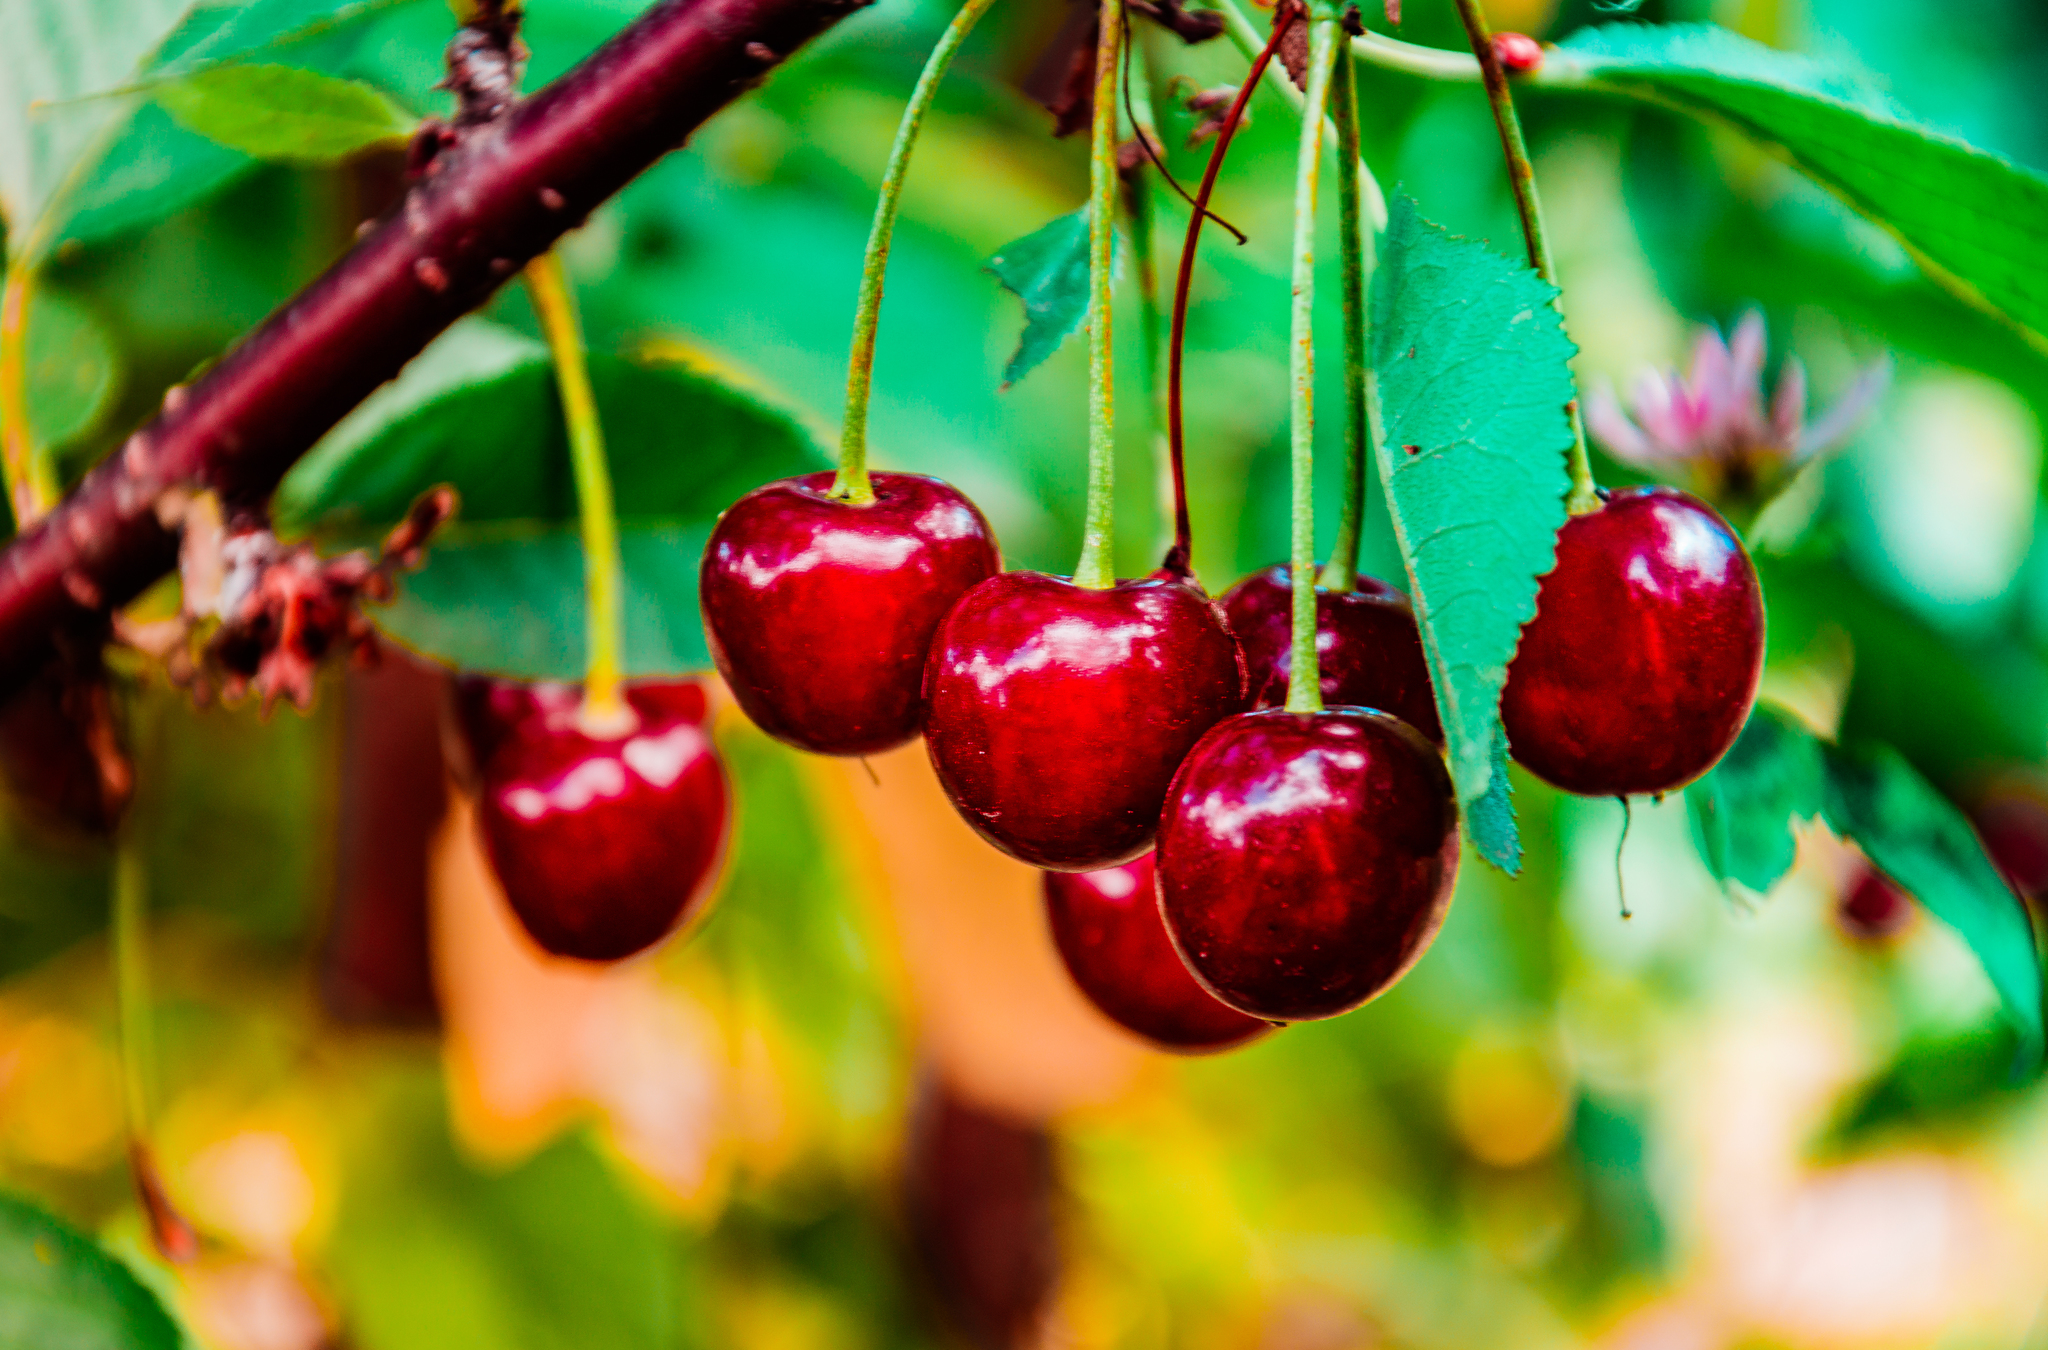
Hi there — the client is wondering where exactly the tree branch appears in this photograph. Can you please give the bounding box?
[0,0,867,694]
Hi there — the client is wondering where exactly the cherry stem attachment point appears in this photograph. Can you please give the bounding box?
[0,266,58,530]
[1167,5,1298,583]
[1073,0,1127,591]
[1286,14,1340,716]
[1448,0,1597,515]
[1317,45,1371,595]
[836,0,1002,507]
[523,251,627,726]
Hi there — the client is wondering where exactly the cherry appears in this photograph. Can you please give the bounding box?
[700,470,999,756]
[1837,863,1914,941]
[922,570,1245,871]
[1157,708,1459,1022]
[1221,563,1441,741]
[1042,854,1270,1053]
[1500,486,1763,797]
[454,676,729,961]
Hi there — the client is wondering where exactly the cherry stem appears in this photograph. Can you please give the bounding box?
[113,824,156,1151]
[0,265,57,529]
[1448,0,1597,515]
[1166,7,1298,584]
[836,0,1002,506]
[1286,15,1340,717]
[1119,28,1180,572]
[1317,47,1372,595]
[523,251,627,725]
[1073,0,1127,591]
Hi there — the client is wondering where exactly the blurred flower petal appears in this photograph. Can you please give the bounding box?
[1798,356,1892,459]
[1585,384,1660,465]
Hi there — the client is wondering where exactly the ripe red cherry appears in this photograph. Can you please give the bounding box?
[923,570,1245,871]
[1837,864,1914,941]
[1042,855,1270,1053]
[700,471,999,756]
[1157,709,1458,1022]
[1221,563,1441,741]
[1501,486,1763,797]
[455,677,730,961]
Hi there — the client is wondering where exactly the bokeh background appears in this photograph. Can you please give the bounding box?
[5,0,2048,1345]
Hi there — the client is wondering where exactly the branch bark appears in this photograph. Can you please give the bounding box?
[0,0,867,694]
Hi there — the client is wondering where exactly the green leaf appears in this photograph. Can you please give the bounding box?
[1685,702,1826,894]
[278,320,830,679]
[987,208,1120,389]
[155,63,415,164]
[1554,22,2048,354]
[0,1191,182,1350]
[149,0,424,80]
[1368,194,1576,873]
[0,0,191,246]
[22,287,120,449]
[1821,740,2044,1068]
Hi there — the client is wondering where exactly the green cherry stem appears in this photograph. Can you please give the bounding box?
[836,0,1003,506]
[524,251,628,727]
[1317,45,1373,595]
[1448,0,1597,515]
[0,265,58,528]
[1073,0,1127,591]
[1286,14,1341,715]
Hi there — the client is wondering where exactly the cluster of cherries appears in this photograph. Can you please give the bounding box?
[455,456,1764,1055]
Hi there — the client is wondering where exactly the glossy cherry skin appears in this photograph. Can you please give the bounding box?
[1157,708,1458,1022]
[700,470,1000,756]
[1042,855,1270,1053]
[455,677,730,962]
[1221,563,1441,742]
[1501,486,1764,797]
[923,570,1246,871]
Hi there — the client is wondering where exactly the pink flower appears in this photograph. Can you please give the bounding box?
[1584,311,1889,503]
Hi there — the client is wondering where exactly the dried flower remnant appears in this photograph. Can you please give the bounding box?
[122,489,457,713]
[1583,311,1890,508]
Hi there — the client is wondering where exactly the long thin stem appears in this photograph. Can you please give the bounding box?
[113,829,155,1147]
[0,267,57,529]
[1120,29,1178,568]
[1206,0,1390,233]
[836,0,1002,505]
[1073,0,1126,591]
[1286,17,1340,716]
[1317,46,1370,594]
[1448,0,1597,514]
[1168,8,1298,585]
[524,251,627,725]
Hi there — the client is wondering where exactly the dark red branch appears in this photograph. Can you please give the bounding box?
[0,0,866,695]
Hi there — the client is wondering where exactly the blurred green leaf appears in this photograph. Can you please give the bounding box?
[1685,702,1826,895]
[1368,193,1576,873]
[1557,23,2048,353]
[155,63,415,163]
[150,0,424,79]
[279,319,828,678]
[0,1191,181,1350]
[0,0,190,249]
[20,287,121,449]
[987,208,1114,389]
[1822,739,2045,1067]
[375,525,713,679]
[330,1076,701,1350]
